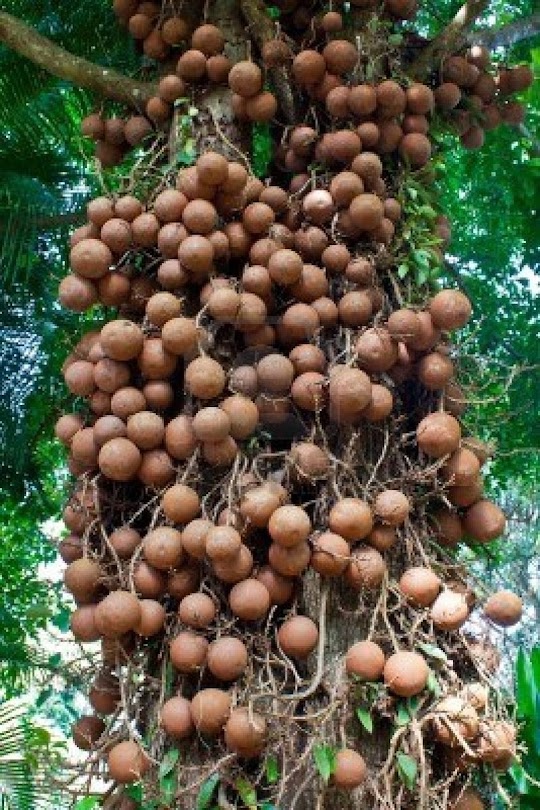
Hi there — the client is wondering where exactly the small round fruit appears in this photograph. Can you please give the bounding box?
[178,592,216,629]
[311,532,349,577]
[229,578,271,621]
[225,708,267,758]
[207,636,248,681]
[185,357,226,400]
[278,615,318,659]
[430,590,469,631]
[463,499,506,542]
[383,651,429,697]
[268,505,312,547]
[416,412,461,457]
[430,289,472,331]
[484,590,522,627]
[332,749,367,790]
[169,631,208,672]
[346,641,385,681]
[108,740,149,783]
[95,590,141,638]
[399,567,441,607]
[190,689,231,735]
[161,696,194,738]
[328,499,373,542]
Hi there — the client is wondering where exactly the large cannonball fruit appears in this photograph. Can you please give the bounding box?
[346,640,385,681]
[108,740,150,783]
[383,651,429,696]
[332,749,367,790]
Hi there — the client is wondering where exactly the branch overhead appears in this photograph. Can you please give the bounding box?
[408,0,491,80]
[0,11,156,106]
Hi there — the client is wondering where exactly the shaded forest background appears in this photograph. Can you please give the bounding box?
[0,0,538,805]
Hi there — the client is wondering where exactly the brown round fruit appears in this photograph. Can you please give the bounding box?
[278,615,318,659]
[346,640,385,680]
[430,590,469,631]
[143,526,184,570]
[95,590,141,639]
[416,412,461,457]
[463,499,505,542]
[161,696,194,739]
[484,590,522,627]
[374,490,410,526]
[345,545,386,590]
[185,357,226,400]
[383,651,429,696]
[268,505,312,547]
[190,688,231,735]
[207,636,248,681]
[170,631,208,672]
[224,708,267,758]
[108,741,150,783]
[229,578,271,621]
[430,289,472,331]
[332,749,367,790]
[399,567,441,607]
[178,592,216,629]
[329,498,373,542]
[311,532,350,577]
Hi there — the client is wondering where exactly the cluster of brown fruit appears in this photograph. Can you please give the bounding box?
[112,0,192,61]
[81,111,156,168]
[53,3,530,804]
[81,19,234,167]
[437,47,533,149]
[268,0,417,35]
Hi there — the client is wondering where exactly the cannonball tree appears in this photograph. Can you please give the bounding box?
[0,0,534,807]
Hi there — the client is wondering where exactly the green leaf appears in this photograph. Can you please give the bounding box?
[397,263,409,279]
[395,703,411,727]
[159,749,179,804]
[73,798,100,810]
[356,707,373,733]
[47,653,61,668]
[388,34,403,45]
[159,748,179,779]
[26,604,50,619]
[396,753,417,791]
[196,775,220,810]
[51,605,71,631]
[418,643,448,663]
[124,785,142,804]
[517,648,536,718]
[313,744,336,784]
[265,754,280,784]
[235,777,257,809]
[426,671,441,697]
[417,267,429,286]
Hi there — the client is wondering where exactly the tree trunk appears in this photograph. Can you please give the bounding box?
[23,0,522,806]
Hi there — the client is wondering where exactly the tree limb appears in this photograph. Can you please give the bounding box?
[0,11,156,107]
[470,13,540,49]
[239,0,301,124]
[408,0,491,80]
